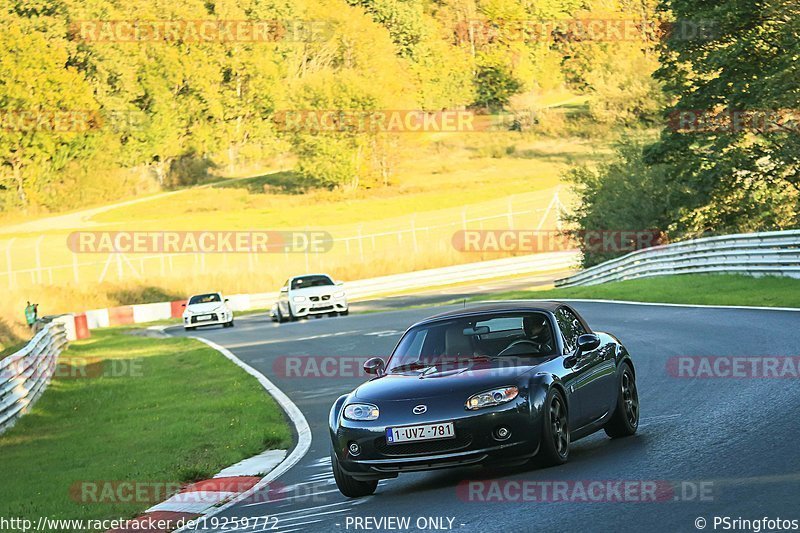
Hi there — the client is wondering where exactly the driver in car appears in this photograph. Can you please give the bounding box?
[500,315,554,356]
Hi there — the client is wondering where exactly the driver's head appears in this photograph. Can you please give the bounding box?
[523,315,548,338]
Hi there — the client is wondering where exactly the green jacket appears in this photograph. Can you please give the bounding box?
[25,305,36,325]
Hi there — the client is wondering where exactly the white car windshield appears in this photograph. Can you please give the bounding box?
[189,293,221,304]
[291,275,334,289]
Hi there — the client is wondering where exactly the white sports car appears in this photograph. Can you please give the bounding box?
[271,274,348,322]
[183,292,234,330]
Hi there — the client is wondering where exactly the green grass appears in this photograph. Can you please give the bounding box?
[0,329,291,525]
[474,274,800,308]
[0,341,26,360]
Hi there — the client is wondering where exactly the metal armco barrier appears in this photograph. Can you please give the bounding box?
[0,321,68,434]
[555,230,800,288]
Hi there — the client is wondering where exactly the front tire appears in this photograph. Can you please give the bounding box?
[331,449,377,498]
[604,364,639,438]
[537,388,570,466]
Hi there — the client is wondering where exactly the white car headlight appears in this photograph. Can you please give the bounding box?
[333,291,346,298]
[343,403,379,421]
[465,386,519,410]
[292,295,307,303]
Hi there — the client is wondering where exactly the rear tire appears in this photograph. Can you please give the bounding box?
[331,449,377,498]
[604,364,639,438]
[185,326,196,331]
[536,388,570,467]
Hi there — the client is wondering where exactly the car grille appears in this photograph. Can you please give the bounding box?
[190,314,217,324]
[309,295,332,302]
[374,433,472,456]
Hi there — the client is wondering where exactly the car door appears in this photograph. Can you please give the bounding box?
[555,307,614,427]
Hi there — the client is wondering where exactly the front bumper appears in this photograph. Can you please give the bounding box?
[183,312,231,328]
[292,298,348,317]
[332,400,540,479]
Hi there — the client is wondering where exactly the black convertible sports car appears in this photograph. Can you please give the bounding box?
[328,302,640,497]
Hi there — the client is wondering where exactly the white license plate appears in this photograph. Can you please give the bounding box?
[386,422,455,444]
[196,315,212,321]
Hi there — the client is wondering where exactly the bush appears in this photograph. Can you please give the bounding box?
[565,139,670,267]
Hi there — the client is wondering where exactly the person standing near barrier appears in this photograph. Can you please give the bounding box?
[24,301,37,329]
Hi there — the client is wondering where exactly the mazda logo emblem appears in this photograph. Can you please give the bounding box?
[412,405,427,415]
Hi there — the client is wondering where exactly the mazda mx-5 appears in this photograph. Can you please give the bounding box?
[328,302,640,497]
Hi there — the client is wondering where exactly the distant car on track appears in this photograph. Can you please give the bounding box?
[328,301,639,497]
[271,274,348,322]
[182,292,234,330]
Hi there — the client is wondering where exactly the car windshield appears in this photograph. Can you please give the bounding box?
[291,275,334,289]
[189,293,221,304]
[386,312,556,373]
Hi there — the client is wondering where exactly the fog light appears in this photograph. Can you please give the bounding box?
[348,442,361,456]
[494,426,511,441]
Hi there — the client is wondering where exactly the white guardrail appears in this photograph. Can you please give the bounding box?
[555,230,800,288]
[0,320,68,434]
[80,251,580,329]
[239,251,580,311]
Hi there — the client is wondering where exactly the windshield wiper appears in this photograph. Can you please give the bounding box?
[437,355,497,365]
[389,362,431,373]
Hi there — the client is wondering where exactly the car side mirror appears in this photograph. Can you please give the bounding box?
[363,357,385,376]
[577,333,601,354]
[564,334,601,368]
[280,287,288,293]
[336,281,344,286]
[224,298,229,302]
[181,303,186,307]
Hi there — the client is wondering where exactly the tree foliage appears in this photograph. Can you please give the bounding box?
[1,0,667,211]
[569,0,799,266]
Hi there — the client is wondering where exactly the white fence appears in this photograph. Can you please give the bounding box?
[0,321,68,434]
[0,190,565,291]
[555,230,800,288]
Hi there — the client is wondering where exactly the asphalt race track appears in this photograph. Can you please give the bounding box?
[167,301,800,533]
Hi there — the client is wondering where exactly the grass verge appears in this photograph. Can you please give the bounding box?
[474,274,800,308]
[0,329,291,524]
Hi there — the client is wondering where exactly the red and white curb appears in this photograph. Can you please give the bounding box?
[108,337,311,532]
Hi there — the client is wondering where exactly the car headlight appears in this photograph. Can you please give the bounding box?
[343,403,379,421]
[333,291,345,298]
[292,295,307,303]
[465,386,519,410]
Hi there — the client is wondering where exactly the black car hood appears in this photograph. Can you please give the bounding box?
[354,364,537,401]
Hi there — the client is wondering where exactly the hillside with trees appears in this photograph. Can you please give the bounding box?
[1,0,662,213]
